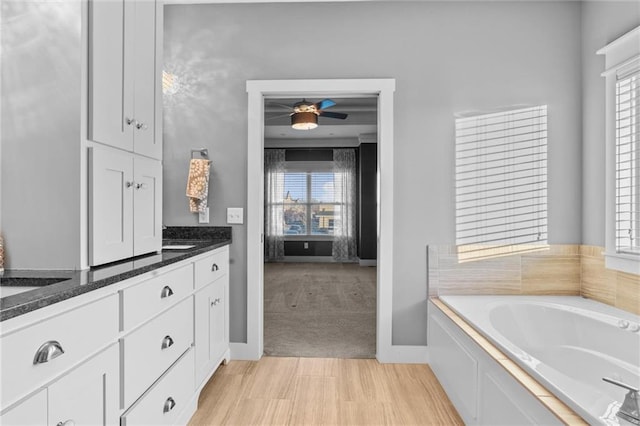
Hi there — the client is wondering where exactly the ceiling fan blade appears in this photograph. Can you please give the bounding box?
[315,99,336,110]
[266,102,294,111]
[265,112,293,121]
[319,111,348,120]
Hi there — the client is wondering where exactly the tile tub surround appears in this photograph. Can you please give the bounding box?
[581,246,640,315]
[427,245,639,315]
[0,231,231,321]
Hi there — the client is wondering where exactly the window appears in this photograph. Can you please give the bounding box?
[281,167,339,236]
[599,26,640,274]
[455,106,548,262]
[267,161,342,237]
[615,68,640,255]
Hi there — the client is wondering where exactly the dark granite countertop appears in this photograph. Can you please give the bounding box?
[0,227,231,322]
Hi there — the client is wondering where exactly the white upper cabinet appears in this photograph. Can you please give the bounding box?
[89,147,134,265]
[89,0,162,159]
[89,146,162,266]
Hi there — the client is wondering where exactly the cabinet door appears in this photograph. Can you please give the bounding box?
[89,147,134,266]
[0,389,47,426]
[209,278,227,364]
[48,344,119,426]
[194,284,213,387]
[133,156,162,256]
[131,0,161,159]
[89,0,161,159]
[89,0,135,151]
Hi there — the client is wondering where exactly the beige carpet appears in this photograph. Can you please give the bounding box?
[264,262,376,358]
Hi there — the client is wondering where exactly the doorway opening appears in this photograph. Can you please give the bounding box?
[262,96,378,357]
[244,79,396,362]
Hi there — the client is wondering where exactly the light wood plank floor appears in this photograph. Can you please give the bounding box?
[188,357,463,425]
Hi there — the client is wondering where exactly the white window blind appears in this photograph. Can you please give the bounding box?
[455,105,548,262]
[273,162,340,236]
[616,68,640,255]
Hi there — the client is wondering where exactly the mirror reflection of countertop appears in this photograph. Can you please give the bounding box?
[0,227,231,322]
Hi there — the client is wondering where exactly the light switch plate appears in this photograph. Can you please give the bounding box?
[227,207,243,224]
[198,207,209,224]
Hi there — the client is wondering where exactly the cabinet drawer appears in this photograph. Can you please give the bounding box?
[194,247,228,289]
[0,294,118,408]
[0,389,47,425]
[121,264,193,330]
[121,348,195,426]
[121,297,193,409]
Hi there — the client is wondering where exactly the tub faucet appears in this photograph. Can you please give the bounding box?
[603,377,640,425]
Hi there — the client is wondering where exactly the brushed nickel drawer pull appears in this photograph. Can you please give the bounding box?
[33,340,65,365]
[211,298,221,307]
[56,420,75,426]
[160,285,174,299]
[163,397,176,414]
[161,335,174,350]
[211,263,219,272]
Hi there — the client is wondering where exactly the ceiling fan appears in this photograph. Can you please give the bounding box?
[267,98,348,130]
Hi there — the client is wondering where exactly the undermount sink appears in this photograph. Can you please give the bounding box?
[161,244,196,250]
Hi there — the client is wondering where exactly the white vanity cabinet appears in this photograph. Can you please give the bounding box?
[119,262,196,422]
[88,0,163,160]
[121,349,195,426]
[193,247,230,387]
[0,390,47,426]
[0,294,120,426]
[0,294,119,409]
[121,297,194,409]
[89,146,162,266]
[0,243,231,426]
[47,344,119,426]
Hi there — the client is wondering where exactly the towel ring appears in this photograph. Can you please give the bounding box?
[191,149,209,159]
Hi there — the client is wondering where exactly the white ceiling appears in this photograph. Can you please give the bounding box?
[264,96,377,147]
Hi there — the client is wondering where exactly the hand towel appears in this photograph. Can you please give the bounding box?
[186,158,211,213]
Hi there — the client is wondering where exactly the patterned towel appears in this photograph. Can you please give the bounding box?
[186,158,211,213]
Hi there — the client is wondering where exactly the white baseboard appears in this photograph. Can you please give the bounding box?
[376,345,428,364]
[281,256,335,263]
[230,342,261,360]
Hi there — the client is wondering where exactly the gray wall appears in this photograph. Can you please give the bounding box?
[163,1,583,345]
[581,2,640,247]
[1,1,83,270]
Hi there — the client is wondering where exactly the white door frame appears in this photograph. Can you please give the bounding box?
[237,78,397,362]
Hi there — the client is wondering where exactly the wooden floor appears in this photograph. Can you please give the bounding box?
[188,357,463,425]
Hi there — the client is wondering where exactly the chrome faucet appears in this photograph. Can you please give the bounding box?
[603,377,640,425]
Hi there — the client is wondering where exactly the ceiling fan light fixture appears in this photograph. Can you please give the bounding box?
[291,112,318,130]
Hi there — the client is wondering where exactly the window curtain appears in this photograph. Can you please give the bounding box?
[332,148,357,261]
[264,149,285,261]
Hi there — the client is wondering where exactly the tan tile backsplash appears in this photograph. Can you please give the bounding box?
[428,244,639,315]
[580,246,640,315]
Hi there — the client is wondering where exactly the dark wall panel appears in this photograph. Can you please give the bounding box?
[359,143,377,260]
[285,149,333,162]
[284,240,333,256]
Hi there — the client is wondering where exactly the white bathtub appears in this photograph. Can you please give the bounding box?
[439,295,640,425]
